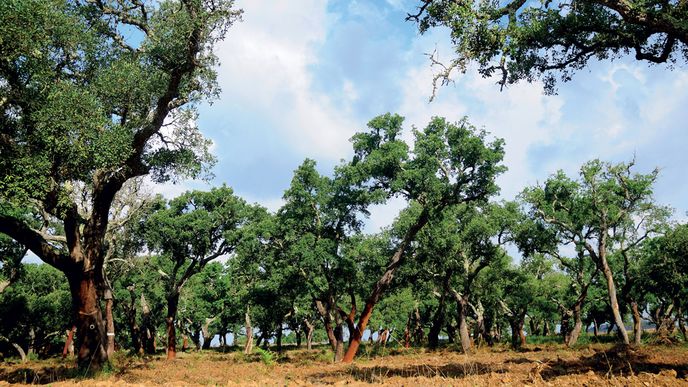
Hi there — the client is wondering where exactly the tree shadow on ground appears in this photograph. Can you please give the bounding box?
[539,345,688,381]
[0,365,77,384]
[310,362,506,383]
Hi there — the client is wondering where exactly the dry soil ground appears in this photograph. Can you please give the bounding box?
[1,343,687,386]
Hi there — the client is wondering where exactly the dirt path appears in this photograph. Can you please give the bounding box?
[1,344,687,385]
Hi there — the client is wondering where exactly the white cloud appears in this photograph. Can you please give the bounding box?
[394,36,565,201]
[213,0,358,161]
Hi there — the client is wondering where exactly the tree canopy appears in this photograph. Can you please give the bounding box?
[410,0,688,94]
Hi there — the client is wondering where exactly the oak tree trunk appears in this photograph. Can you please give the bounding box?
[428,290,447,349]
[510,317,526,350]
[631,301,643,345]
[304,319,314,351]
[62,326,76,358]
[315,300,338,352]
[67,270,108,371]
[457,297,471,353]
[341,209,429,363]
[103,289,115,357]
[333,325,344,362]
[244,307,253,355]
[599,250,630,344]
[566,307,584,347]
[166,293,180,360]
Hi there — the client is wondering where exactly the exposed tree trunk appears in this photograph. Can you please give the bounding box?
[244,307,253,355]
[295,328,302,348]
[201,317,215,350]
[62,326,76,358]
[428,286,448,349]
[304,319,314,351]
[0,280,10,294]
[598,244,630,344]
[593,319,599,337]
[566,305,584,347]
[413,306,424,345]
[342,209,429,363]
[274,324,282,353]
[315,300,338,352]
[66,269,108,371]
[457,296,471,353]
[510,317,526,350]
[631,301,643,345]
[126,287,142,354]
[165,292,180,360]
[678,312,687,342]
[449,288,472,353]
[446,321,457,344]
[471,301,486,346]
[140,293,156,355]
[103,288,115,357]
[333,325,344,362]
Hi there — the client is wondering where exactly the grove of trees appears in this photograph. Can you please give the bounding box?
[1,0,687,376]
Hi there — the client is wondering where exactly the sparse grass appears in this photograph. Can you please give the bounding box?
[0,343,686,385]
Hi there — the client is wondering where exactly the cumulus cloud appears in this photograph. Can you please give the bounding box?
[212,0,359,161]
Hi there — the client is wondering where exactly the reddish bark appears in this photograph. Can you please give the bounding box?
[67,270,108,371]
[62,326,76,359]
[166,293,180,360]
[342,209,429,363]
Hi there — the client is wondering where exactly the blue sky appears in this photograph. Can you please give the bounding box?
[155,0,688,231]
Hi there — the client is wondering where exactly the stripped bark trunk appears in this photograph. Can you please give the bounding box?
[166,292,179,360]
[341,209,429,363]
[62,326,76,358]
[66,269,108,371]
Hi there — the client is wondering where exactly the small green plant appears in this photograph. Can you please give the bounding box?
[254,347,275,366]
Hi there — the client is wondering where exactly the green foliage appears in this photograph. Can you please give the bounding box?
[0,264,70,356]
[411,0,687,94]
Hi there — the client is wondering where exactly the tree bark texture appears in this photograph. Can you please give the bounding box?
[67,270,108,371]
